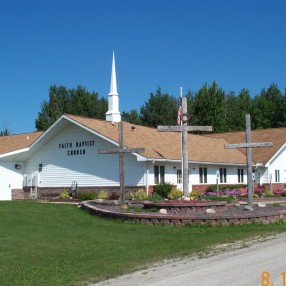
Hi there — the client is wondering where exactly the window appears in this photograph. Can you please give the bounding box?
[220,168,227,183]
[275,170,280,183]
[154,165,165,184]
[237,169,244,183]
[176,169,190,184]
[177,169,182,184]
[199,167,207,183]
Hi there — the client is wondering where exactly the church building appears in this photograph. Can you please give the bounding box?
[0,54,286,200]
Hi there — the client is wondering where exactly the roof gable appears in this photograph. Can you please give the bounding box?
[206,128,286,164]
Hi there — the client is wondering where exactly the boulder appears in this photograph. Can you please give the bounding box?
[257,203,266,208]
[244,205,254,211]
[206,208,216,214]
[159,208,168,214]
[121,204,128,210]
[182,196,191,201]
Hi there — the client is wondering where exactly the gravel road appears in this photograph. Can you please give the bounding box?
[94,233,286,286]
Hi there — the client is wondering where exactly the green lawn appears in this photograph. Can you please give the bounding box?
[1,201,286,286]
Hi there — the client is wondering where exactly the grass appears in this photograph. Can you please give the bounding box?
[1,201,286,286]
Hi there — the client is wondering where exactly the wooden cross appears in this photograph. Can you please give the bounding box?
[158,97,212,197]
[98,121,145,205]
[225,114,273,206]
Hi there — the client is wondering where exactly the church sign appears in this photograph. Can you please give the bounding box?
[58,140,95,156]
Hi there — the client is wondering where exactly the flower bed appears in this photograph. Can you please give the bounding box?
[81,200,286,226]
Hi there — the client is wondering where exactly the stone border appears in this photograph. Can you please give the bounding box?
[81,201,286,226]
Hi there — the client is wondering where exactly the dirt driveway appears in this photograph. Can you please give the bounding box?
[94,233,286,286]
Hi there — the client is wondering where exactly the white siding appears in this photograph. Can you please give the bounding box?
[190,165,246,185]
[24,124,144,187]
[0,162,23,189]
[267,146,286,183]
[146,162,247,189]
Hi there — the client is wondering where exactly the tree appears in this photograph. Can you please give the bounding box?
[224,89,252,132]
[140,88,178,128]
[0,122,11,136]
[251,83,286,129]
[121,109,142,125]
[35,85,108,131]
[192,82,227,133]
[225,91,241,131]
[0,128,10,136]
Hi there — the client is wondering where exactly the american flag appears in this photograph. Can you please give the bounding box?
[177,97,182,125]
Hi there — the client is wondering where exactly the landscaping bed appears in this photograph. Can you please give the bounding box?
[82,199,286,226]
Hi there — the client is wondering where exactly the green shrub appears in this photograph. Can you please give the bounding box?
[59,190,70,199]
[77,192,97,201]
[133,189,147,201]
[263,190,271,197]
[200,195,235,203]
[168,188,183,200]
[281,192,286,197]
[206,184,247,193]
[125,192,133,200]
[153,182,173,199]
[273,202,281,207]
[98,190,109,200]
[147,192,164,202]
[189,189,201,198]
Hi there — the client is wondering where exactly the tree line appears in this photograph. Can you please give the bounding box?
[32,82,286,133]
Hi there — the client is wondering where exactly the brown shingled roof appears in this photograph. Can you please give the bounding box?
[67,114,246,164]
[0,132,43,155]
[206,128,286,164]
[0,115,250,165]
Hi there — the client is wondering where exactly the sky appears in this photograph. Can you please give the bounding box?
[1,0,286,134]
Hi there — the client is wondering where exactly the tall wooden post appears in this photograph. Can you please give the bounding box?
[182,97,189,197]
[98,121,145,205]
[158,97,212,197]
[245,114,253,205]
[225,114,273,206]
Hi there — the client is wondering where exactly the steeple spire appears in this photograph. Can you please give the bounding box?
[109,51,118,96]
[106,51,121,122]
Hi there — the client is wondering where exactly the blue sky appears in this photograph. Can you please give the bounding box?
[1,0,286,134]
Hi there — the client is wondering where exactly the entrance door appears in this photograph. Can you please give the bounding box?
[176,169,183,190]
[0,174,11,200]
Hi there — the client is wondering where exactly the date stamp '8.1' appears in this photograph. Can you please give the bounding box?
[261,272,286,286]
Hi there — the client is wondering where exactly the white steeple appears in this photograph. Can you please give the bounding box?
[106,51,121,122]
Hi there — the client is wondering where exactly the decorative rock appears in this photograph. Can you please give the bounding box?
[182,196,191,201]
[121,204,128,210]
[258,203,266,208]
[113,201,119,206]
[159,208,168,214]
[238,201,248,205]
[234,203,240,207]
[244,205,254,211]
[206,208,216,214]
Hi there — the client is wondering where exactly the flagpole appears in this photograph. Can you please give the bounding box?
[180,87,183,192]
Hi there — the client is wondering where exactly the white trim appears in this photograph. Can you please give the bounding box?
[265,142,286,167]
[29,115,120,151]
[0,148,29,159]
[144,158,246,166]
